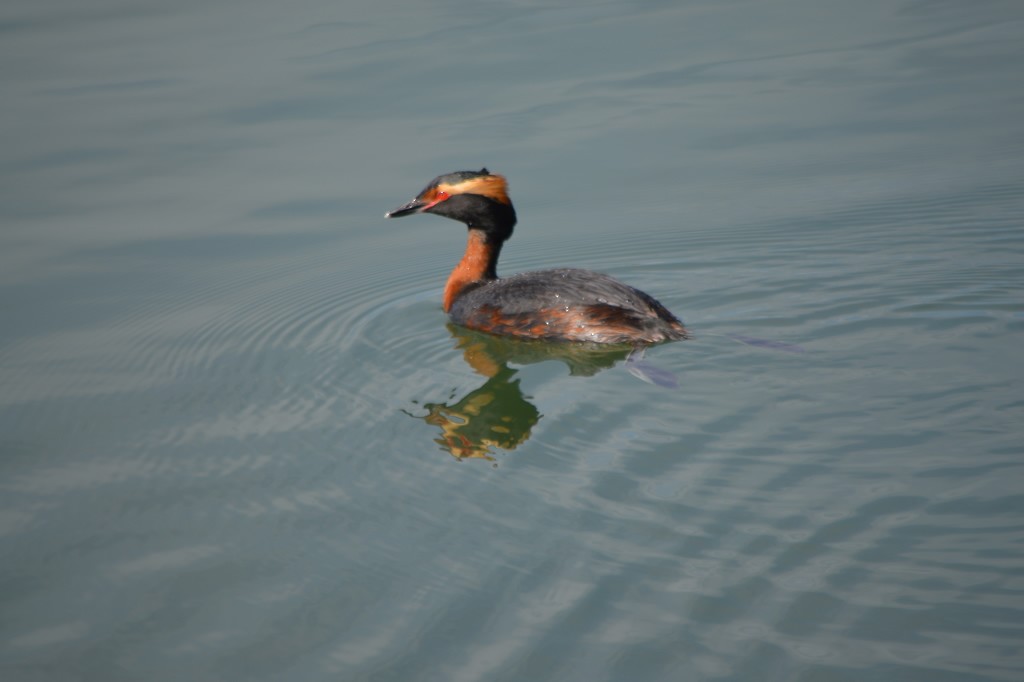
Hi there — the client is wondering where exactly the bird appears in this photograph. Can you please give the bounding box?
[386,168,687,345]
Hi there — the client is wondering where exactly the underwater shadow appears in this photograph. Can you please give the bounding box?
[408,324,637,462]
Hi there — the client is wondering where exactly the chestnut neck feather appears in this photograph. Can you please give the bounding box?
[443,230,501,312]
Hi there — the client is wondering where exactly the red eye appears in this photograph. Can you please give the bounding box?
[436,190,449,200]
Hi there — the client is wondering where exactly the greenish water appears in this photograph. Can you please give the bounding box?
[2,1,1023,680]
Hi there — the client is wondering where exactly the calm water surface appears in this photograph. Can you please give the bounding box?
[2,1,1023,680]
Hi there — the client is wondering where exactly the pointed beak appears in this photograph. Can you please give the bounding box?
[385,198,427,218]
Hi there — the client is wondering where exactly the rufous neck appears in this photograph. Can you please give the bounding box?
[443,229,500,312]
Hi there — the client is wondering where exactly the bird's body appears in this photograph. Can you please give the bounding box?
[386,169,687,345]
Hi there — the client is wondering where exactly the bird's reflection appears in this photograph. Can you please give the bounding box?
[412,324,631,461]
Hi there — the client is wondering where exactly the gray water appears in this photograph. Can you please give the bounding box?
[3,1,1023,680]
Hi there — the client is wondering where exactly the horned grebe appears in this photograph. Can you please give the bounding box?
[386,169,687,345]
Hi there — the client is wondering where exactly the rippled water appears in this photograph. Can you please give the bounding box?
[3,0,1024,680]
